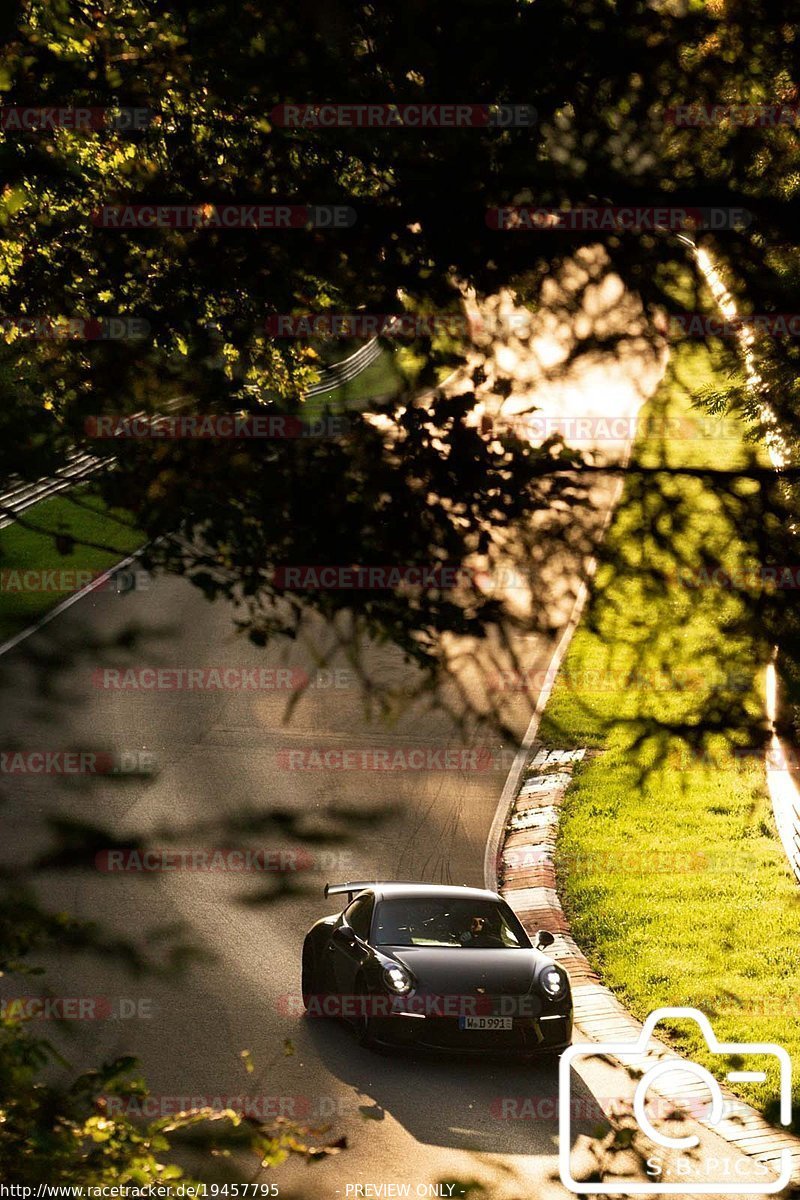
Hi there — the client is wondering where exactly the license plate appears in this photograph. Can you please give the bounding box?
[458,1016,513,1031]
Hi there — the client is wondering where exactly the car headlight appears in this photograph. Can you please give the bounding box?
[383,964,413,994]
[541,967,567,998]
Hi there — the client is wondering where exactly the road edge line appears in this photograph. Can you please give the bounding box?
[0,547,146,661]
[484,471,625,892]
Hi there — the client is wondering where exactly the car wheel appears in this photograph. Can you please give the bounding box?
[301,940,319,1011]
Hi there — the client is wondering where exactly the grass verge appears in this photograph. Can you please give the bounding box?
[0,489,144,643]
[304,347,406,411]
[539,340,800,1128]
[0,343,454,644]
[305,343,460,413]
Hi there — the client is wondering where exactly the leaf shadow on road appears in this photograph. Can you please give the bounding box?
[300,1011,609,1158]
[0,617,392,1182]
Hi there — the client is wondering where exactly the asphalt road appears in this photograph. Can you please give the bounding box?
[7,569,771,1200]
[11,267,764,1197]
[0,562,626,1200]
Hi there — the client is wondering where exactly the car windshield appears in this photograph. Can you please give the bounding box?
[373,898,530,949]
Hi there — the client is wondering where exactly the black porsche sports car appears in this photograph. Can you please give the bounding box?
[301,881,573,1056]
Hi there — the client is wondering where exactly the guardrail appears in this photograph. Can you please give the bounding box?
[0,453,106,531]
[306,337,383,395]
[0,339,386,530]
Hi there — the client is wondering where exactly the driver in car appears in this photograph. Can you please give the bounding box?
[459,914,505,948]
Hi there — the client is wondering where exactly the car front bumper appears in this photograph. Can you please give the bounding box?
[366,1003,573,1055]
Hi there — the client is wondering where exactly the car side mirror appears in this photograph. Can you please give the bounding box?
[333,925,356,946]
[535,929,555,950]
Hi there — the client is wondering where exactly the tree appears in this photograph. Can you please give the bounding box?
[3,0,800,1180]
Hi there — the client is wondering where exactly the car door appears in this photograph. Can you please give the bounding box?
[328,893,374,1004]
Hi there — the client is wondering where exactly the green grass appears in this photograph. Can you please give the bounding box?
[304,347,407,411]
[0,489,144,642]
[0,343,454,644]
[305,344,459,414]
[539,340,800,1128]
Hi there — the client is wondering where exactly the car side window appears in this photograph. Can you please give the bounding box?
[344,894,374,941]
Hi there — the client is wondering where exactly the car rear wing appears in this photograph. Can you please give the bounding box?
[324,881,377,902]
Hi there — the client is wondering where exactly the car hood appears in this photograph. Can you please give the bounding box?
[382,946,548,995]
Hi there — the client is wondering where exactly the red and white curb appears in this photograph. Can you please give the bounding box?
[497,746,800,1188]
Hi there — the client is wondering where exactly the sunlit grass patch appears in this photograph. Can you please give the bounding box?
[0,488,143,641]
[539,341,800,1127]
